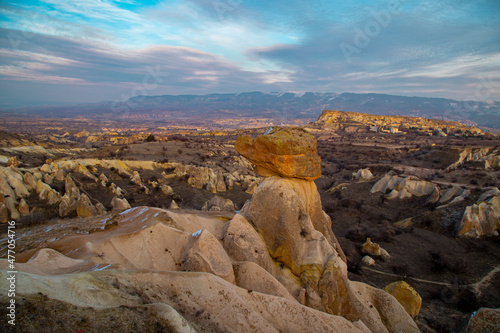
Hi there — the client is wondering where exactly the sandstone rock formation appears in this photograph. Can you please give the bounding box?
[455,189,500,237]
[447,147,500,170]
[383,281,422,319]
[371,173,453,204]
[235,127,321,180]
[175,164,227,193]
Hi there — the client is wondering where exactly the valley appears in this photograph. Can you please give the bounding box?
[0,110,499,332]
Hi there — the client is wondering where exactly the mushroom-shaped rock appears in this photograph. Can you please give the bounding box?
[182,229,235,284]
[383,281,422,319]
[235,127,322,180]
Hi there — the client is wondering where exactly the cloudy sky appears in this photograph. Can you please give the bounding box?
[0,0,499,107]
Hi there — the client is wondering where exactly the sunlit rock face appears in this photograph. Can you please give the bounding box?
[235,127,321,180]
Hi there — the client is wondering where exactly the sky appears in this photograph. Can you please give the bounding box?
[0,0,499,107]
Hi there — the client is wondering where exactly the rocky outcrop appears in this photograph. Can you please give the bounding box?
[447,147,500,170]
[175,165,227,193]
[235,127,321,180]
[383,281,422,318]
[455,189,500,237]
[111,197,131,212]
[371,173,443,202]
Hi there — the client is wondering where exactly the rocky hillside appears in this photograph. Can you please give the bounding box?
[314,110,483,136]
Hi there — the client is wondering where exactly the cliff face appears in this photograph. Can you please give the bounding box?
[315,110,483,135]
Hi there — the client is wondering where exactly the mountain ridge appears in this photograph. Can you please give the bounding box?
[1,91,499,129]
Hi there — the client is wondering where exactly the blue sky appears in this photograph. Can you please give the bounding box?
[0,0,499,107]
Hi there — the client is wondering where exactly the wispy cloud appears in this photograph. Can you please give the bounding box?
[0,0,499,107]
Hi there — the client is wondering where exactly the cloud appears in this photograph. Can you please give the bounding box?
[0,0,499,107]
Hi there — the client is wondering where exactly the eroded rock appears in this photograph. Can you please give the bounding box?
[235,127,321,180]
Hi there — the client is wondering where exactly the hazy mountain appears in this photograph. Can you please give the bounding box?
[2,92,499,128]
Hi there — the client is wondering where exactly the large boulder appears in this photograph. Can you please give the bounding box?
[235,127,321,180]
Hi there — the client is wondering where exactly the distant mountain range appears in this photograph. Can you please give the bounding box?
[2,92,500,129]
